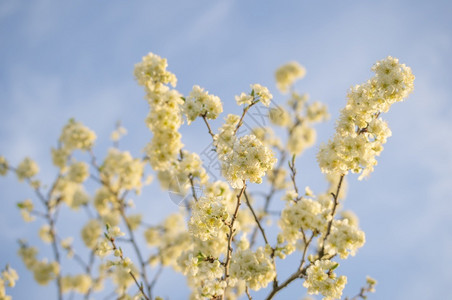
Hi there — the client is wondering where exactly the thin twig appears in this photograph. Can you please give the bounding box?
[250,150,287,247]
[244,191,268,245]
[150,265,164,292]
[288,154,299,197]
[119,206,152,298]
[201,114,216,140]
[264,232,315,300]
[109,238,150,300]
[180,150,199,202]
[245,286,253,300]
[319,174,344,259]
[223,183,246,281]
[234,101,258,135]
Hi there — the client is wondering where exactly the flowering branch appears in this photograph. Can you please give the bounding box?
[223,182,246,282]
[319,174,344,259]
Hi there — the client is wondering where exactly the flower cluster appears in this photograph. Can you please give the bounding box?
[61,274,92,294]
[279,197,324,244]
[17,244,59,286]
[317,56,414,178]
[16,157,39,181]
[230,247,276,291]
[275,61,306,93]
[235,84,273,107]
[134,52,177,92]
[100,148,145,192]
[67,161,89,184]
[0,265,18,300]
[145,213,191,267]
[268,92,329,156]
[324,219,365,259]
[136,52,184,171]
[59,119,97,152]
[220,134,277,189]
[157,151,208,196]
[183,85,223,124]
[188,195,229,241]
[81,219,102,249]
[214,114,240,157]
[303,260,347,300]
[17,199,35,222]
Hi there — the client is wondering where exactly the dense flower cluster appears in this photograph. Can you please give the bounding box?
[59,119,97,152]
[220,134,277,189]
[279,197,324,244]
[230,247,276,290]
[183,85,223,124]
[100,148,145,192]
[67,161,89,184]
[275,61,306,93]
[303,260,347,300]
[61,274,92,294]
[214,114,240,157]
[18,245,59,286]
[135,52,183,171]
[324,219,365,259]
[188,195,229,241]
[16,157,39,181]
[317,56,414,178]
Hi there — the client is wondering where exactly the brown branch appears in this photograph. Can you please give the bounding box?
[234,101,258,135]
[264,232,315,300]
[188,174,198,202]
[288,154,299,197]
[223,183,246,283]
[319,174,345,258]
[150,265,164,292]
[244,191,268,245]
[250,150,287,247]
[201,114,216,140]
[245,286,253,300]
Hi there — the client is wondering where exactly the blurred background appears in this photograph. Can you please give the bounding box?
[1,0,451,299]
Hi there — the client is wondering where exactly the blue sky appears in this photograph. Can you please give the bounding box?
[1,0,451,299]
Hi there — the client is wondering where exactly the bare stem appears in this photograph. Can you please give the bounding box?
[244,191,268,245]
[245,286,253,300]
[250,150,286,247]
[234,101,258,135]
[288,154,299,197]
[201,114,216,140]
[264,232,314,300]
